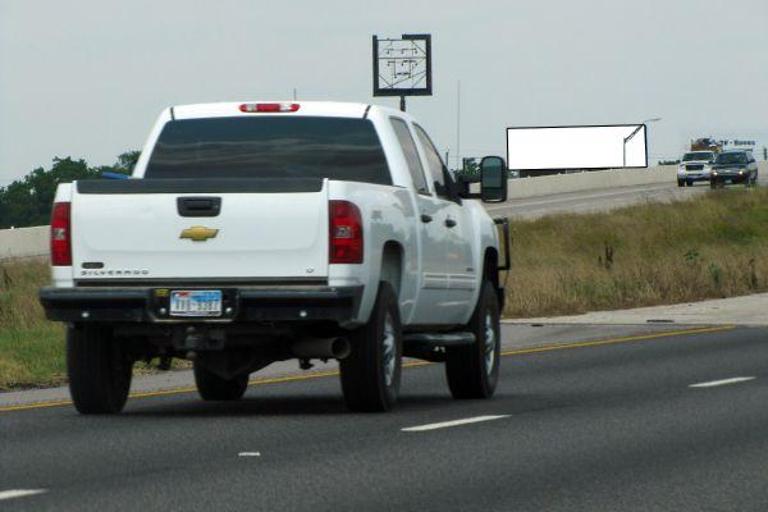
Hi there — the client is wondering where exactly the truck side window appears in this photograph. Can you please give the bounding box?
[413,124,451,200]
[390,118,430,195]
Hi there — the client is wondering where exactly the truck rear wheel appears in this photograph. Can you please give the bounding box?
[340,282,402,412]
[445,281,501,399]
[193,363,249,401]
[67,324,133,414]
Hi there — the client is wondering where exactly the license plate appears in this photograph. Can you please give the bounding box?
[170,290,222,317]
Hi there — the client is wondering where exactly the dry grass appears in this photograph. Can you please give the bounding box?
[0,258,65,389]
[504,187,768,317]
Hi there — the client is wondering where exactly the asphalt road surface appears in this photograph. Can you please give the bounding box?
[2,326,767,511]
[486,181,707,220]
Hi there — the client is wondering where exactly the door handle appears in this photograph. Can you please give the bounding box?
[445,218,457,228]
[420,214,433,223]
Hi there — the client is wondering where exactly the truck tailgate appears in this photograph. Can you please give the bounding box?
[71,178,329,282]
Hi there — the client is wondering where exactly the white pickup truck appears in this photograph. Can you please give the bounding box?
[39,101,511,414]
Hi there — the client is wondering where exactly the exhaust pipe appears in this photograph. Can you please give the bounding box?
[290,337,351,360]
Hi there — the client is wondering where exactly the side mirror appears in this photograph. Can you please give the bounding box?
[480,156,507,202]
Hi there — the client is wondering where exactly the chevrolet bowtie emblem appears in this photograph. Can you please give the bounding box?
[180,226,219,242]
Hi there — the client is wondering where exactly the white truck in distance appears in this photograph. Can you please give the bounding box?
[40,101,511,414]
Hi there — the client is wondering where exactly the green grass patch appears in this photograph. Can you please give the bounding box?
[0,325,66,389]
[0,258,67,389]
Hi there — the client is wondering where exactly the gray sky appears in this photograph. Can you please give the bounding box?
[1,0,766,185]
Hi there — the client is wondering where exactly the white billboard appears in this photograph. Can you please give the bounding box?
[506,124,648,171]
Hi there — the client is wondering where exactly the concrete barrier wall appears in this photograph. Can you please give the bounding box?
[1,162,765,260]
[507,165,677,199]
[0,226,49,260]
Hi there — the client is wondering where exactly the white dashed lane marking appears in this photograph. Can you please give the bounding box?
[402,415,510,432]
[689,377,756,388]
[0,489,48,501]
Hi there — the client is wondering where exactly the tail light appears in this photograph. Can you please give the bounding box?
[239,103,300,113]
[50,202,72,266]
[329,200,363,264]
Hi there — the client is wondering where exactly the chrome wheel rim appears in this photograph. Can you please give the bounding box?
[484,312,496,376]
[382,312,397,387]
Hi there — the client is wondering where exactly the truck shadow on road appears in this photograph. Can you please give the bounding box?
[119,392,566,419]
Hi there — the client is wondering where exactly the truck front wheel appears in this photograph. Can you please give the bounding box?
[193,363,249,401]
[340,282,402,412]
[67,324,133,414]
[445,281,501,399]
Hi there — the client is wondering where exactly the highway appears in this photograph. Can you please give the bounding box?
[2,326,767,511]
[487,181,706,219]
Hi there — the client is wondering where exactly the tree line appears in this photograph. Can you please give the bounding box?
[0,151,139,229]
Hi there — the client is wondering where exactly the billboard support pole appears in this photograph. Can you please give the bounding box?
[623,118,661,167]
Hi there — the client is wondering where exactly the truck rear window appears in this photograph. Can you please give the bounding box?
[144,117,392,185]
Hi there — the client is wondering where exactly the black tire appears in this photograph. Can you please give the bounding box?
[686,180,693,187]
[340,282,402,412]
[445,281,501,399]
[67,324,133,414]
[193,363,249,401]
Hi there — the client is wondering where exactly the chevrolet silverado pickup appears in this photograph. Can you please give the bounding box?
[39,101,511,414]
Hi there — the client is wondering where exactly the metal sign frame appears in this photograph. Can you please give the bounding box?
[372,34,432,97]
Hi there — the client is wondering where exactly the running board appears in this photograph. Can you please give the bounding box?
[403,332,475,362]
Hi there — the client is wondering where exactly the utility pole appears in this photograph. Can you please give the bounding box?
[456,80,461,172]
[293,88,297,100]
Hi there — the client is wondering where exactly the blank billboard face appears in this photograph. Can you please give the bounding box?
[506,125,648,171]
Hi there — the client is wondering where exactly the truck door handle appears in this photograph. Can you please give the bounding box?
[177,197,222,217]
[445,218,457,228]
[420,214,433,223]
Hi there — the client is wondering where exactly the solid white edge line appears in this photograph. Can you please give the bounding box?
[0,489,48,501]
[689,377,756,388]
[402,415,510,432]
[238,452,261,457]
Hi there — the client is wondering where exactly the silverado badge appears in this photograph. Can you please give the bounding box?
[180,226,219,242]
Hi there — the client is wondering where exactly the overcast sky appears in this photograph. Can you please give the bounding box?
[1,0,766,184]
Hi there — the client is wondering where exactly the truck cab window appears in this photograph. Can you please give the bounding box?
[413,124,452,200]
[390,118,430,195]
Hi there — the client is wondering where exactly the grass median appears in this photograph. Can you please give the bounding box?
[0,259,65,390]
[504,186,768,317]
[3,187,768,389]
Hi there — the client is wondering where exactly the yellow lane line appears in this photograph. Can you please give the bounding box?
[0,324,734,413]
[500,325,734,356]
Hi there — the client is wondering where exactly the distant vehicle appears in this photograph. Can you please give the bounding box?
[38,101,512,415]
[710,150,758,188]
[677,151,716,187]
